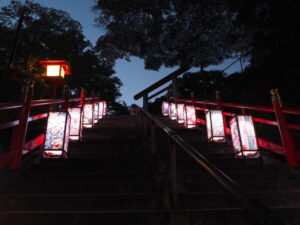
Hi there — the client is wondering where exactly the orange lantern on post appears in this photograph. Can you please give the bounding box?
[206,110,226,142]
[176,104,185,124]
[43,112,71,158]
[68,107,83,141]
[162,101,169,116]
[169,103,177,120]
[230,115,259,157]
[184,105,197,128]
[83,103,94,128]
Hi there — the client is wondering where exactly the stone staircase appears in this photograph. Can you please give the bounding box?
[0,114,299,224]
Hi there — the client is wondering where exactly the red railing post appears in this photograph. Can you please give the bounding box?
[80,88,86,107]
[62,85,70,111]
[9,81,34,169]
[271,89,300,167]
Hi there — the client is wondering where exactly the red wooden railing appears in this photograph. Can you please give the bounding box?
[0,82,98,169]
[173,89,300,167]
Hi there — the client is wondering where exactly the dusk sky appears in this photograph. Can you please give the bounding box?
[0,0,243,106]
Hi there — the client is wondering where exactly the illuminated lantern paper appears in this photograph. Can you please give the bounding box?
[103,101,107,115]
[176,104,185,124]
[68,107,83,141]
[83,104,94,128]
[230,115,259,157]
[169,103,177,120]
[94,103,99,123]
[184,105,197,128]
[162,101,169,116]
[44,112,71,158]
[98,101,104,119]
[206,110,226,142]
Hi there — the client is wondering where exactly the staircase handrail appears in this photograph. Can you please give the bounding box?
[134,105,284,225]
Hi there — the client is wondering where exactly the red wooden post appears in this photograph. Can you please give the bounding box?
[271,89,300,167]
[80,88,85,107]
[9,81,34,169]
[216,90,228,138]
[62,85,70,112]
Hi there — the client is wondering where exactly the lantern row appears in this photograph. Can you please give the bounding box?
[161,101,259,158]
[43,101,107,158]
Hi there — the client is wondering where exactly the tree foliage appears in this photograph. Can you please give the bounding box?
[93,0,248,70]
[0,0,122,104]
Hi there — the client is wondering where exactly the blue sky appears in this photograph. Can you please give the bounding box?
[0,0,244,106]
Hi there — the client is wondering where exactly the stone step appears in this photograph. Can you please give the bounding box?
[21,171,151,182]
[0,193,162,211]
[68,153,148,161]
[4,181,155,194]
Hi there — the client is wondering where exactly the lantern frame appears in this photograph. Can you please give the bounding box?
[103,101,107,116]
[43,111,71,158]
[161,101,170,116]
[169,103,177,120]
[176,103,185,124]
[205,109,226,142]
[184,105,197,128]
[83,103,94,128]
[98,101,104,119]
[68,107,83,141]
[230,115,259,158]
[94,102,99,124]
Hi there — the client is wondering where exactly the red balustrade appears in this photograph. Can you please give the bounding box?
[0,82,98,169]
[173,90,300,167]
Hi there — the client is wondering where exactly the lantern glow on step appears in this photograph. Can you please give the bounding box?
[177,104,185,123]
[94,103,99,123]
[44,112,71,157]
[162,101,169,116]
[206,110,226,142]
[169,103,177,120]
[83,104,94,128]
[68,107,83,141]
[184,105,197,128]
[230,115,259,157]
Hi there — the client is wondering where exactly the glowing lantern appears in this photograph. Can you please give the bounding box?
[162,101,169,116]
[94,102,99,123]
[206,110,226,142]
[83,104,94,128]
[68,107,83,141]
[44,112,71,158]
[169,103,177,120]
[40,60,71,78]
[98,101,104,119]
[103,101,107,115]
[230,115,259,157]
[184,105,197,128]
[176,104,185,123]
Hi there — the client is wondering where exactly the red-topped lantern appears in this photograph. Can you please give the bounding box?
[230,115,259,157]
[184,105,197,128]
[206,110,226,142]
[83,103,94,128]
[176,104,185,124]
[169,103,177,120]
[40,60,71,85]
[162,101,169,116]
[68,107,83,141]
[43,111,71,158]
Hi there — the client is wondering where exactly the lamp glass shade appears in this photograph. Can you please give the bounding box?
[169,103,177,120]
[184,105,196,128]
[177,104,185,124]
[206,110,225,142]
[83,104,94,128]
[46,65,61,77]
[44,112,70,157]
[68,107,83,141]
[230,115,259,157]
[162,101,169,116]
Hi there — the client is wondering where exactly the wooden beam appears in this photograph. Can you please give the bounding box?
[148,85,171,100]
[134,66,190,100]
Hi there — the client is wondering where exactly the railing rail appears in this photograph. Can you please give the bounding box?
[134,105,284,225]
[0,83,98,169]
